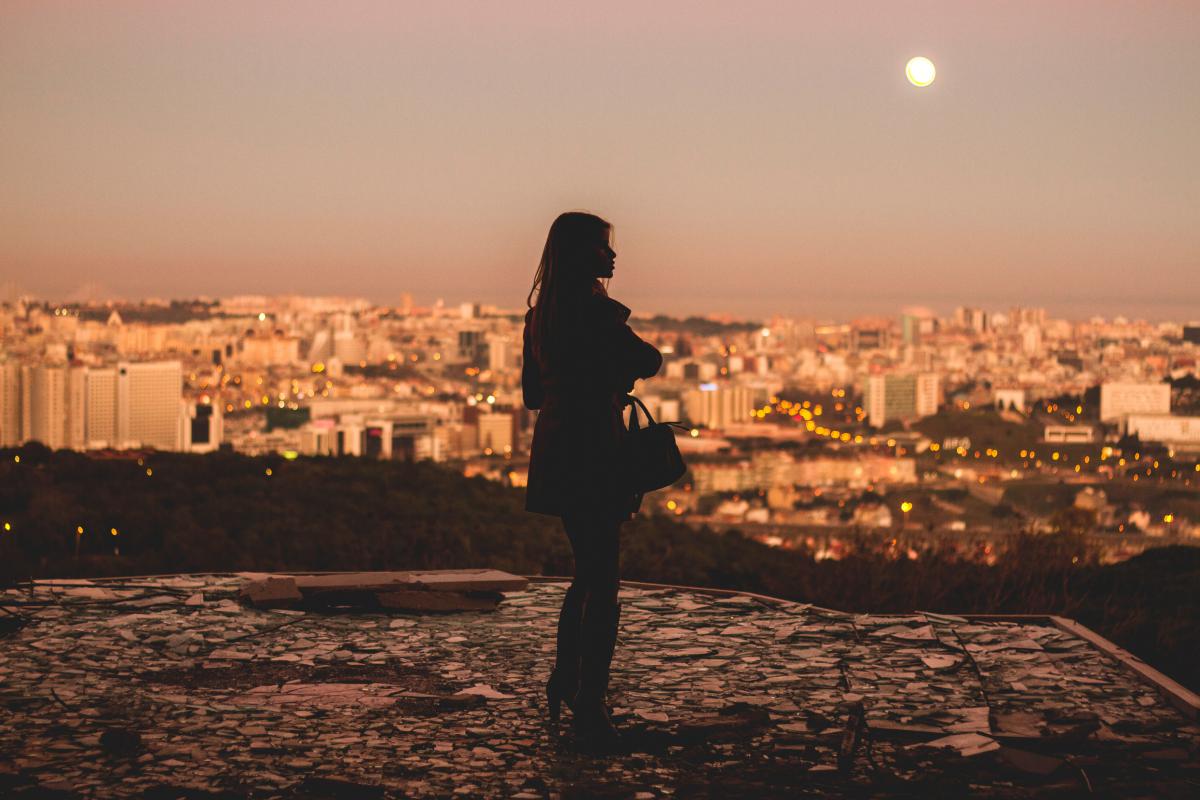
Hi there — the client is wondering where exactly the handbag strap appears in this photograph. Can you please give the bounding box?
[624,394,654,429]
[623,394,689,433]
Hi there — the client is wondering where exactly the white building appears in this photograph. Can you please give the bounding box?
[862,373,940,428]
[85,368,118,448]
[478,411,514,454]
[25,364,69,450]
[116,360,184,450]
[487,334,516,372]
[239,333,300,367]
[1099,382,1170,422]
[66,365,87,448]
[1122,415,1200,448]
[0,360,22,446]
[298,413,438,461]
[993,387,1026,413]
[0,360,187,452]
[1043,425,1097,444]
[683,383,759,430]
[333,330,366,364]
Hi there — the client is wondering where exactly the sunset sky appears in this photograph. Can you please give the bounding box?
[2,1,1197,319]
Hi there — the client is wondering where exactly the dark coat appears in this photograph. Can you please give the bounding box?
[522,292,663,519]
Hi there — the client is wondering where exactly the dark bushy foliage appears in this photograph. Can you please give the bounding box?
[1,445,1196,691]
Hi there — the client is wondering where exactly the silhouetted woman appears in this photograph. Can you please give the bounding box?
[522,211,663,751]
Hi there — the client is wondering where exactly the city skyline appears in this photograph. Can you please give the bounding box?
[3,287,1200,327]
[2,2,1198,319]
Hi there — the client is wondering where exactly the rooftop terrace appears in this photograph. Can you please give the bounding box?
[1,573,1198,798]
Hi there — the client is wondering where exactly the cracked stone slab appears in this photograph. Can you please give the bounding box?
[1,574,1197,798]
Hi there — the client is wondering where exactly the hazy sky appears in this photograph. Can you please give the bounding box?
[2,1,1198,319]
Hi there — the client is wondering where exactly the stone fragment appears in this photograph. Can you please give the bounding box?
[454,684,514,700]
[238,576,302,609]
[916,732,1000,757]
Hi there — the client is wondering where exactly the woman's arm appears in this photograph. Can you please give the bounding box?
[577,294,663,394]
[615,323,662,387]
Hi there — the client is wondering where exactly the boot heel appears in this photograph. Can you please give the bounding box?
[546,670,578,725]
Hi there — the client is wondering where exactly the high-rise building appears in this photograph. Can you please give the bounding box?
[478,411,514,454]
[0,360,21,447]
[487,334,514,372]
[900,308,937,345]
[683,383,758,430]
[117,360,184,450]
[332,330,365,364]
[66,365,87,449]
[862,373,940,428]
[85,368,118,447]
[458,329,485,363]
[1020,324,1043,356]
[1099,382,1170,423]
[27,364,69,449]
[955,307,989,333]
[1010,307,1047,327]
[849,321,891,351]
[19,365,33,443]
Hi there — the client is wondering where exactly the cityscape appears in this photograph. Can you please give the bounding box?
[4,293,1198,564]
[3,2,1199,794]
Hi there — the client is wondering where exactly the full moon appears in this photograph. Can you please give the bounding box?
[905,56,936,87]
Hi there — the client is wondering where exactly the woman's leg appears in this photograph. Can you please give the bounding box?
[552,515,588,691]
[568,509,622,707]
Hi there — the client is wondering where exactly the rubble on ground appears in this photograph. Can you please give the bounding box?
[1,573,1197,798]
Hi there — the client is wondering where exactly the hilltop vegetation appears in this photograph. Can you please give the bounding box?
[1,443,1196,691]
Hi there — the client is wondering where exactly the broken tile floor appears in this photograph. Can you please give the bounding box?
[1,574,1198,798]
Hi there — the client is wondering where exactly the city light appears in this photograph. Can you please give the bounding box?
[3,290,1198,549]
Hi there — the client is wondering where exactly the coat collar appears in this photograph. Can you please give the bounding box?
[590,293,631,323]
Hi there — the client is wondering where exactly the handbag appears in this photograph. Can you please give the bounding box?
[621,394,689,494]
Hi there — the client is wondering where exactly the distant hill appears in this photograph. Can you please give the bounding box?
[1,443,1196,691]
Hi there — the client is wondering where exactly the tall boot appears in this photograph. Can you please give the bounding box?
[578,593,619,704]
[574,595,623,751]
[547,581,585,722]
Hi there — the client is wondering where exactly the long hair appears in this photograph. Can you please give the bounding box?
[526,211,612,366]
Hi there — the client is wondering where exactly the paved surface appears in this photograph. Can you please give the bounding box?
[1,575,1198,797]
